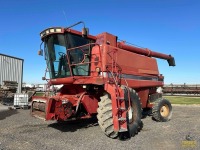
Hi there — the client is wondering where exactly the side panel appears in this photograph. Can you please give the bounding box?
[100,44,163,90]
[81,95,98,114]
[102,44,159,76]
[137,89,149,108]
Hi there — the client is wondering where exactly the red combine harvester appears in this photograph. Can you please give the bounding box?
[32,21,175,139]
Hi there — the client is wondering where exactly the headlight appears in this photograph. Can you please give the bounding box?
[62,99,69,104]
[49,28,54,33]
[40,27,64,38]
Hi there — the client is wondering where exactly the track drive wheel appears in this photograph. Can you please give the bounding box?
[152,98,172,122]
[97,94,118,138]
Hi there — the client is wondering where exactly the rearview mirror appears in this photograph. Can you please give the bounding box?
[38,49,43,56]
[42,77,46,80]
[82,28,89,37]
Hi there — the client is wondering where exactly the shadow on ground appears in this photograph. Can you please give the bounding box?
[0,109,18,120]
[48,117,98,132]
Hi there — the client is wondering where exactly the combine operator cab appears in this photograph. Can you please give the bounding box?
[32,21,175,140]
[42,28,95,79]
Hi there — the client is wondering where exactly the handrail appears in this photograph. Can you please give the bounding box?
[67,43,97,51]
[69,43,101,64]
[67,43,103,76]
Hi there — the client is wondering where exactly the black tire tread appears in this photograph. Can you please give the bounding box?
[152,98,172,122]
[97,94,118,138]
[121,86,143,137]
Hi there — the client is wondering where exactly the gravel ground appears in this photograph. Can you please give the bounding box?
[0,104,200,150]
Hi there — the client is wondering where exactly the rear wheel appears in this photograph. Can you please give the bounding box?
[152,98,172,122]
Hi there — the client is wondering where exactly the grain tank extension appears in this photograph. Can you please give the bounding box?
[31,21,175,139]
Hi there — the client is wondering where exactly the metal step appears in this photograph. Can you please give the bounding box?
[118,107,126,111]
[118,97,125,101]
[119,127,128,132]
[118,117,126,121]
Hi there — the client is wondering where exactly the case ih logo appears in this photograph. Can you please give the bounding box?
[181,133,197,148]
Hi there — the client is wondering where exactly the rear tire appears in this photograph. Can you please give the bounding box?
[152,98,172,122]
[97,94,118,138]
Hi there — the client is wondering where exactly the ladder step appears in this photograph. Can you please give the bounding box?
[118,107,126,111]
[118,97,125,101]
[119,128,128,132]
[118,117,126,121]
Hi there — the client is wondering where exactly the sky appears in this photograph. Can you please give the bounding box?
[0,0,200,84]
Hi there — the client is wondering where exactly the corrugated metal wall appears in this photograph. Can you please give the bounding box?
[0,54,23,93]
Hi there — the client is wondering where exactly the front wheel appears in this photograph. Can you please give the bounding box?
[97,94,118,138]
[152,99,172,122]
[97,87,143,139]
[123,87,142,137]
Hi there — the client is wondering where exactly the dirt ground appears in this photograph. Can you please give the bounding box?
[0,104,200,150]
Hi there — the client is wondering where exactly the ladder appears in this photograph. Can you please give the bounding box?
[106,49,128,132]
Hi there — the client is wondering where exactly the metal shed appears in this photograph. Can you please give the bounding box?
[0,53,23,93]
